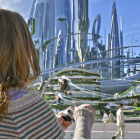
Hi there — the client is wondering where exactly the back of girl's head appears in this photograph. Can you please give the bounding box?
[0,9,40,87]
[0,9,40,121]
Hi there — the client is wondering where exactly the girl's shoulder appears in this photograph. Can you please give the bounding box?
[8,89,46,112]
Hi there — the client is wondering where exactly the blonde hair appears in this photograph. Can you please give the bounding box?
[0,9,40,121]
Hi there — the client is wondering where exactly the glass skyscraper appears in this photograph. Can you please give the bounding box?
[30,0,71,73]
[120,15,124,77]
[110,0,120,79]
[78,0,89,62]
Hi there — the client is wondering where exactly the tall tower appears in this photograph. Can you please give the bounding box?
[71,0,75,63]
[106,34,111,58]
[110,0,120,79]
[78,0,89,62]
[120,15,123,55]
[120,15,124,77]
[30,0,71,74]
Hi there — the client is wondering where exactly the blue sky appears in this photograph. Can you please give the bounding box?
[1,0,140,56]
[88,0,140,55]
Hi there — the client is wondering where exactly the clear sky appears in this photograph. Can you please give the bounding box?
[0,0,140,55]
[88,0,140,56]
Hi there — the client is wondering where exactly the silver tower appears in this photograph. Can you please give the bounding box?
[120,15,124,77]
[78,0,89,62]
[30,0,71,75]
[110,0,120,79]
[71,0,75,62]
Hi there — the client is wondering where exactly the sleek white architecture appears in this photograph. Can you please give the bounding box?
[110,1,120,79]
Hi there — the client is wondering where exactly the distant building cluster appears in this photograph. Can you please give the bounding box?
[29,0,124,79]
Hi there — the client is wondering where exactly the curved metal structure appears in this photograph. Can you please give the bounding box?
[92,14,103,53]
[43,33,100,50]
[110,0,121,79]
[41,57,140,74]
[92,14,101,36]
[55,30,64,66]
[41,68,101,96]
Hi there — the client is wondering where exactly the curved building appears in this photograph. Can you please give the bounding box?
[92,14,103,55]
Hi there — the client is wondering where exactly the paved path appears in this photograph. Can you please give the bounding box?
[65,123,140,139]
[66,123,140,131]
[95,117,140,122]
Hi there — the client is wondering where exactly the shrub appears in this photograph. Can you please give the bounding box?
[45,97,55,101]
[57,73,100,77]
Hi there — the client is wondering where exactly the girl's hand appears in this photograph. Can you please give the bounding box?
[56,111,72,130]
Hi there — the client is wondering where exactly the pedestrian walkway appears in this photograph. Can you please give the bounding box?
[65,123,140,139]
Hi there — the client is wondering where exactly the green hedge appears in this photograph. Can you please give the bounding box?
[49,82,58,85]
[31,18,35,35]
[36,49,39,62]
[49,81,100,85]
[45,97,100,102]
[65,97,100,101]
[135,107,140,111]
[121,86,136,96]
[27,19,31,27]
[57,73,100,77]
[45,97,55,101]
[121,78,140,96]
[50,105,70,110]
[72,81,100,85]
[45,89,100,92]
[101,95,140,102]
[45,89,60,92]
[61,63,65,66]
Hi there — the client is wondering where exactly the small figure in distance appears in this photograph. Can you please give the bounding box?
[109,110,114,123]
[112,104,125,139]
[52,96,63,105]
[58,78,72,96]
[102,111,109,123]
[52,94,64,105]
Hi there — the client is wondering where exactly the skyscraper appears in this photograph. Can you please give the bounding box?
[78,0,89,62]
[70,0,75,63]
[30,0,71,73]
[110,0,120,79]
[120,15,123,56]
[106,34,111,79]
[120,15,124,77]
[106,34,111,58]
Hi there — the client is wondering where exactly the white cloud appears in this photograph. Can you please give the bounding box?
[124,30,140,36]
[131,22,140,27]
[0,0,33,21]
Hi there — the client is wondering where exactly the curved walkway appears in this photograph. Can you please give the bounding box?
[41,68,101,96]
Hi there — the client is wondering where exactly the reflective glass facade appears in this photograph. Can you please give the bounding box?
[110,1,121,79]
[30,0,71,72]
[78,0,89,62]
